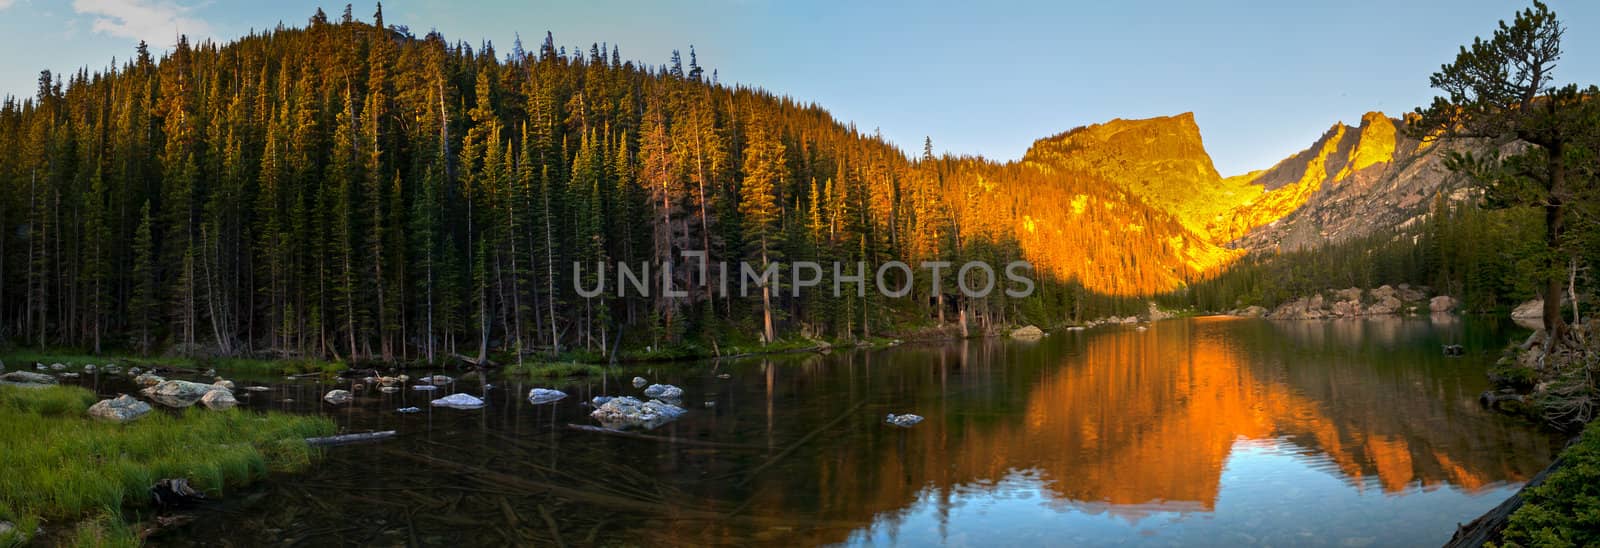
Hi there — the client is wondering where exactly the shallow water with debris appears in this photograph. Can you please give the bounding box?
[74,316,1561,546]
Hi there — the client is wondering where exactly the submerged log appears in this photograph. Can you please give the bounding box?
[564,424,766,450]
[306,430,398,447]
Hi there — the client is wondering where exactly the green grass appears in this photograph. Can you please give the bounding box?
[503,361,608,379]
[0,385,334,546]
[1492,420,1600,548]
[0,350,345,377]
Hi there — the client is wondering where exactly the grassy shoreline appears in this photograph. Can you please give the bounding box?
[0,385,334,546]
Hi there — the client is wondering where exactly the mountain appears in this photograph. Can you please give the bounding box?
[1221,112,1481,252]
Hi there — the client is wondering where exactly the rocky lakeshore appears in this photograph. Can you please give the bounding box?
[1229,284,1456,320]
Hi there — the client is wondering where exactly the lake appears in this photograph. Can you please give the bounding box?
[104,316,1558,546]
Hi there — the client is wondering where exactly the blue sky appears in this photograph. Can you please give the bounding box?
[1,1,1597,175]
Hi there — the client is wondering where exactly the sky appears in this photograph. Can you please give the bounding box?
[1,1,1597,176]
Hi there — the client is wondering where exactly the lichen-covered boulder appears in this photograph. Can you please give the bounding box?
[322,389,353,405]
[201,389,238,410]
[88,395,152,422]
[1010,325,1044,339]
[527,388,567,404]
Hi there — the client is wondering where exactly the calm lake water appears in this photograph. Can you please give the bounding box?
[96,316,1560,546]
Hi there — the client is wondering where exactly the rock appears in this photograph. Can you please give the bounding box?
[1270,297,1326,319]
[378,376,399,386]
[716,373,732,379]
[430,393,485,410]
[59,372,80,379]
[212,378,235,391]
[201,389,238,410]
[885,413,924,427]
[428,375,453,385]
[379,386,399,394]
[590,396,686,429]
[1145,302,1175,321]
[1511,299,1544,320]
[1365,295,1403,315]
[49,363,67,371]
[527,388,568,404]
[1335,287,1364,302]
[83,364,96,372]
[396,407,421,414]
[412,384,438,391]
[631,376,648,388]
[1331,299,1362,317]
[1442,344,1465,357]
[642,384,684,400]
[150,478,205,507]
[88,395,152,422]
[142,380,228,408]
[0,371,59,385]
[128,367,142,375]
[322,389,353,405]
[244,386,270,392]
[1397,286,1427,302]
[1010,325,1044,339]
[135,373,166,387]
[1370,285,1397,301]
[591,396,614,406]
[1429,295,1459,313]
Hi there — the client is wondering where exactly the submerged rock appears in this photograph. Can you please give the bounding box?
[396,406,421,414]
[431,393,485,410]
[322,389,353,405]
[379,386,399,394]
[642,384,683,401]
[88,395,152,422]
[142,380,228,408]
[590,396,686,429]
[527,388,568,404]
[631,376,648,388]
[412,384,438,391]
[427,375,453,385]
[0,371,58,386]
[244,386,271,392]
[885,413,924,428]
[1010,325,1044,339]
[201,389,238,410]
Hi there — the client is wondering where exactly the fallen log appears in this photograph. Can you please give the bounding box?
[306,430,398,447]
[1445,453,1568,547]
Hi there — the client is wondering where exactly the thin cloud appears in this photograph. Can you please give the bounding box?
[71,0,212,46]
[0,0,16,10]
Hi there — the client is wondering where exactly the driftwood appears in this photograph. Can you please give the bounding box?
[564,424,767,450]
[306,430,398,447]
[1446,454,1567,547]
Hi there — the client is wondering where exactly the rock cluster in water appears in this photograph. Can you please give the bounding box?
[590,396,685,429]
[1230,284,1447,320]
[143,380,231,408]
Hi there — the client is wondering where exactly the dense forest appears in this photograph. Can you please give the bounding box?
[0,5,1191,363]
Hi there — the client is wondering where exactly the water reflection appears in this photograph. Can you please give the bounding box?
[154,317,1554,546]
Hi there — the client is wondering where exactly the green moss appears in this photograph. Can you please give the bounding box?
[0,385,333,544]
[1493,420,1600,548]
